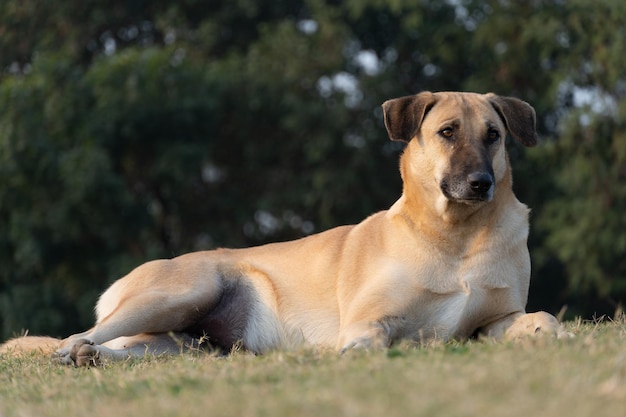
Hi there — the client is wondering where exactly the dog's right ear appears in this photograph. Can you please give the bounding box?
[382,92,437,142]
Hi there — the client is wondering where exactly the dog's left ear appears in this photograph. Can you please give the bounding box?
[382,92,437,142]
[486,93,538,147]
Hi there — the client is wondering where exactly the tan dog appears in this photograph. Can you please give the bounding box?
[0,92,566,366]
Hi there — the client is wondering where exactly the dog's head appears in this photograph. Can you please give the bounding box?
[382,91,536,205]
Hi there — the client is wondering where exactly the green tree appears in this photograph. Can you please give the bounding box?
[0,0,402,338]
[1,0,624,340]
[526,0,626,315]
[462,0,626,315]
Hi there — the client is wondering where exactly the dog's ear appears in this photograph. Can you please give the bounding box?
[382,92,437,142]
[486,93,538,147]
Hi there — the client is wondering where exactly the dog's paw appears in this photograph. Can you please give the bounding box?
[557,328,575,339]
[504,311,568,340]
[340,338,367,354]
[71,340,101,367]
[52,352,75,365]
[339,321,390,354]
[340,335,384,354]
[52,339,99,366]
[51,346,74,366]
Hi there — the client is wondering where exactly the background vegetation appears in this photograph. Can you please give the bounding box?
[1,0,624,341]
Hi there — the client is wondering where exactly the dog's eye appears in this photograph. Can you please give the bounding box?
[440,128,454,139]
[487,129,500,143]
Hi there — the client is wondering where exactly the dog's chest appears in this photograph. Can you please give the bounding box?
[384,252,518,341]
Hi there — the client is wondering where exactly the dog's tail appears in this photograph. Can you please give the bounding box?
[0,335,61,356]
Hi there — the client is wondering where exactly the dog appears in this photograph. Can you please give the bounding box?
[0,91,567,366]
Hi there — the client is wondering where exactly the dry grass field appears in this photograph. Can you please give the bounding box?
[1,317,624,417]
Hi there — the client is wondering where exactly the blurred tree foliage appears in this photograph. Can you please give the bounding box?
[0,0,624,339]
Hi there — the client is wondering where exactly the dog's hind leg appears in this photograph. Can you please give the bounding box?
[65,333,206,367]
[55,257,223,365]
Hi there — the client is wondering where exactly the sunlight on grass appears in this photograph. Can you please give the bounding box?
[1,318,624,417]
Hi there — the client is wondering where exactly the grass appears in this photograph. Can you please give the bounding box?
[1,318,625,417]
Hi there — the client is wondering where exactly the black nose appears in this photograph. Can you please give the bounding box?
[467,172,493,193]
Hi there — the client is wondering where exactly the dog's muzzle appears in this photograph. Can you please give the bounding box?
[441,171,495,203]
